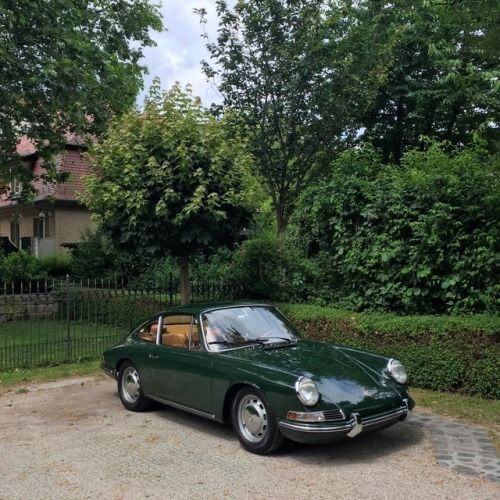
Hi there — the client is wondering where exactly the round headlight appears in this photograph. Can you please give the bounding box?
[295,376,320,406]
[387,359,407,384]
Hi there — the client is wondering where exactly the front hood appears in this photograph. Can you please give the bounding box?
[223,340,403,413]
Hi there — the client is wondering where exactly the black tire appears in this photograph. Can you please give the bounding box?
[231,387,284,455]
[117,361,152,411]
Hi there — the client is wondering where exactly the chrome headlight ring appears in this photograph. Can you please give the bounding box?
[387,358,408,385]
[295,376,320,407]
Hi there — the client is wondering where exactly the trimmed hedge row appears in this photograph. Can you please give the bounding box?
[279,304,500,399]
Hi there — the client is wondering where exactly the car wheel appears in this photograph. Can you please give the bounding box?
[118,362,151,411]
[231,387,284,454]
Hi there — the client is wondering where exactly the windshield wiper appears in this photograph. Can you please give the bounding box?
[207,340,238,346]
[255,336,295,344]
[207,339,265,348]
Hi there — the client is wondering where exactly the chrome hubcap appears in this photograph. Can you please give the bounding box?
[237,394,268,443]
[121,366,140,404]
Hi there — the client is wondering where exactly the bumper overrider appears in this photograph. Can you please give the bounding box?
[278,401,412,445]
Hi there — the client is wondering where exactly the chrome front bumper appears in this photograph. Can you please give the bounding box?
[278,404,410,444]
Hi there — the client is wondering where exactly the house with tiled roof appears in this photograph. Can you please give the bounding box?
[0,135,94,256]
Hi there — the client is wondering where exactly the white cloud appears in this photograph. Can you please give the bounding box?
[137,0,226,107]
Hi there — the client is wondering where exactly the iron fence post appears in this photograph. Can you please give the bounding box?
[169,272,173,306]
[65,276,72,360]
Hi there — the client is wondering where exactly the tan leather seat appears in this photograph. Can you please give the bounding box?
[150,323,167,335]
[165,324,190,336]
[162,332,188,347]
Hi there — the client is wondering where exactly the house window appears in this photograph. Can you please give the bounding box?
[33,216,50,238]
[10,221,21,248]
[10,178,22,195]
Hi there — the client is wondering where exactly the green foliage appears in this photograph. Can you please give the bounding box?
[231,235,315,302]
[280,303,500,398]
[356,0,500,161]
[69,231,131,280]
[199,0,380,235]
[0,251,46,281]
[38,254,72,277]
[83,82,251,261]
[296,141,500,313]
[0,0,162,194]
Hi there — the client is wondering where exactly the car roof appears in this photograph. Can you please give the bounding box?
[159,301,272,316]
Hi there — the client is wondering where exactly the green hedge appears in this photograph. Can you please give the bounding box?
[279,304,500,399]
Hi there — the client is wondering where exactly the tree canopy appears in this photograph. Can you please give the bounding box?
[0,0,162,195]
[357,0,500,162]
[199,0,383,236]
[82,83,251,303]
[200,0,500,236]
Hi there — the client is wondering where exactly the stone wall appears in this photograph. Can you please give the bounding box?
[0,293,60,322]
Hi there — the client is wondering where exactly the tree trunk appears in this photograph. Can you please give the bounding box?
[276,207,289,241]
[179,255,191,305]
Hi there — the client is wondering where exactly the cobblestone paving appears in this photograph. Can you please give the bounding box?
[407,412,500,483]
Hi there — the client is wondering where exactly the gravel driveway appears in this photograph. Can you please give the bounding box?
[0,376,498,500]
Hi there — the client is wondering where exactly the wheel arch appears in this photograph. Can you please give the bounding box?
[116,357,133,377]
[222,382,260,423]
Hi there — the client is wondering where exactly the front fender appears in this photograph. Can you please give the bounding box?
[210,355,302,422]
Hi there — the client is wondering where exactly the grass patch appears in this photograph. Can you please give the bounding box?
[0,320,126,370]
[411,387,500,426]
[0,359,101,388]
[0,320,124,347]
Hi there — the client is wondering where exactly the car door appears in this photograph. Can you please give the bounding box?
[129,315,162,390]
[148,313,213,415]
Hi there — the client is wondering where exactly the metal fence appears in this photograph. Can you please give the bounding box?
[0,277,244,370]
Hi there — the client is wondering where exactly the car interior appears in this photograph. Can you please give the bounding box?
[137,315,200,349]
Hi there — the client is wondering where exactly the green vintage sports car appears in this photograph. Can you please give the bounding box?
[102,303,414,454]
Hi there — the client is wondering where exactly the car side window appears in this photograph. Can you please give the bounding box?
[160,314,200,350]
[136,317,162,343]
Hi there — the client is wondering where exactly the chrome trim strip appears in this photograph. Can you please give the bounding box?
[362,407,407,428]
[279,405,408,434]
[156,315,163,345]
[279,418,356,434]
[147,394,215,420]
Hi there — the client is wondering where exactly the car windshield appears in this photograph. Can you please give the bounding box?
[202,306,298,351]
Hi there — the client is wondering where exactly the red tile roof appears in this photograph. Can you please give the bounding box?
[0,136,91,207]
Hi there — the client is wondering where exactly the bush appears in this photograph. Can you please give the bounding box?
[296,141,500,313]
[0,251,46,282]
[70,231,137,280]
[38,254,72,277]
[231,235,315,301]
[279,303,500,398]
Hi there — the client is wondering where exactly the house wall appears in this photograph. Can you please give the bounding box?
[0,206,93,255]
[55,208,94,249]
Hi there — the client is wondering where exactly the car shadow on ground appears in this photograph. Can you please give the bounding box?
[277,421,425,466]
[113,391,426,462]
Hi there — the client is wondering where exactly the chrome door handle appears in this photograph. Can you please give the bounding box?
[148,353,159,360]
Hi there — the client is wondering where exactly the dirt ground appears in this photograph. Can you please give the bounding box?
[0,376,498,500]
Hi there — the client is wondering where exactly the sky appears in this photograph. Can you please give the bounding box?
[137,1,227,107]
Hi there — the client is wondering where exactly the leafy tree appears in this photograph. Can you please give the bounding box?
[296,141,500,313]
[198,0,382,237]
[82,83,251,303]
[0,0,162,197]
[357,0,500,161]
